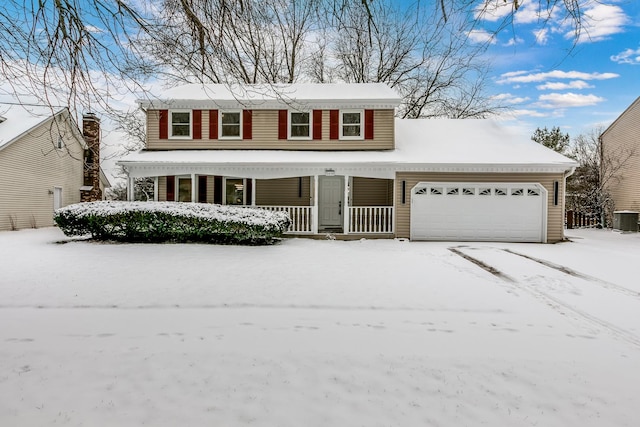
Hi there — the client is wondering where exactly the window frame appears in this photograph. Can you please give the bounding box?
[223,177,247,205]
[168,109,192,139]
[339,109,364,140]
[288,110,312,140]
[218,110,243,139]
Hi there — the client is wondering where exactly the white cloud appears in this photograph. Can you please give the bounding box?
[505,36,524,47]
[474,0,555,24]
[498,70,619,84]
[467,29,496,44]
[533,28,549,45]
[537,93,605,108]
[492,93,530,104]
[611,47,640,65]
[536,81,593,90]
[474,0,513,22]
[506,109,551,118]
[569,4,629,43]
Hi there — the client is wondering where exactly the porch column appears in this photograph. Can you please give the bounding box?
[312,175,319,234]
[191,173,196,203]
[154,177,159,202]
[251,178,256,206]
[343,175,350,234]
[127,175,134,201]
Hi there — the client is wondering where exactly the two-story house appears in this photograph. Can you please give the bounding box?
[118,83,577,242]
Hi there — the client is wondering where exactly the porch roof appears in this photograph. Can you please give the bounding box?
[118,119,578,179]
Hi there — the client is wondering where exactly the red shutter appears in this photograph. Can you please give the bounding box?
[166,176,175,201]
[193,110,202,139]
[278,110,288,139]
[159,110,168,139]
[364,109,374,140]
[209,110,218,140]
[243,110,252,140]
[329,110,339,140]
[312,110,322,140]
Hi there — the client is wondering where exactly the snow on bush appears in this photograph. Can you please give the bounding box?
[54,201,290,245]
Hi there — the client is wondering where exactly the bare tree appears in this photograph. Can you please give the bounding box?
[1,0,591,112]
[315,0,500,118]
[567,127,636,227]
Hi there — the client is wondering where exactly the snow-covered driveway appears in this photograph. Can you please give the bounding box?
[1,228,639,426]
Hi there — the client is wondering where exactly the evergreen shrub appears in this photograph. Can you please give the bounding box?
[54,201,290,245]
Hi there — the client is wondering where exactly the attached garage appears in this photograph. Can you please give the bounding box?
[410,182,547,242]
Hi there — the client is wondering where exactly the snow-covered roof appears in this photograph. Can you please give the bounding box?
[119,119,577,179]
[138,83,402,110]
[0,104,67,150]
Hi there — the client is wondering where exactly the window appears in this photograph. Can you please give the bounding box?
[528,188,541,196]
[225,178,245,205]
[220,111,241,138]
[178,177,192,202]
[495,188,507,196]
[340,110,363,139]
[462,188,475,195]
[511,188,524,196]
[479,188,491,196]
[170,110,191,138]
[289,111,311,139]
[430,187,443,195]
[447,188,459,195]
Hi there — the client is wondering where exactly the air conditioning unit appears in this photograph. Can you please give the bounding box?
[613,211,639,232]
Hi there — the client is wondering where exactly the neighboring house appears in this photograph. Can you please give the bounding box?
[118,83,577,242]
[601,96,640,212]
[0,104,109,231]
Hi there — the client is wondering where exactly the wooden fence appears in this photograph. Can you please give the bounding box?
[565,210,599,229]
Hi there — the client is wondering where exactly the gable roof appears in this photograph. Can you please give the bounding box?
[138,83,402,110]
[0,103,68,151]
[119,119,577,178]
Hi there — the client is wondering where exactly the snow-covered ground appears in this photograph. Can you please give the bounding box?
[1,227,639,426]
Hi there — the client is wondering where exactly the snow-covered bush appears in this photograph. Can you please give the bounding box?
[54,201,290,245]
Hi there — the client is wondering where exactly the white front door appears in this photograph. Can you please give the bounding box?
[53,187,62,211]
[319,176,344,230]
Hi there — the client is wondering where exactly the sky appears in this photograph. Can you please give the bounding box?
[470,0,640,137]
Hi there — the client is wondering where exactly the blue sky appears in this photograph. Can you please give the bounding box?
[468,0,640,137]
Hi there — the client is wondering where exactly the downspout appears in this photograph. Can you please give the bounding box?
[563,166,576,238]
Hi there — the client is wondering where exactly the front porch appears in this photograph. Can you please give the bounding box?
[136,174,395,236]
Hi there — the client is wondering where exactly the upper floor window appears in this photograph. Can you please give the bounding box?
[340,110,363,140]
[220,111,241,138]
[289,111,311,139]
[170,110,191,138]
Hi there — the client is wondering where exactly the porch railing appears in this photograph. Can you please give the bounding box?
[256,206,313,233]
[349,206,394,234]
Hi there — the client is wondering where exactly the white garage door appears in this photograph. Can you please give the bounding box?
[410,182,547,242]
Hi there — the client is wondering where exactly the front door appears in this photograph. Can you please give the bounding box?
[319,176,344,230]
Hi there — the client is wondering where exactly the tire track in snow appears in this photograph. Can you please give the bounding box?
[501,248,640,299]
[450,246,640,349]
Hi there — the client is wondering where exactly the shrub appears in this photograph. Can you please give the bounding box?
[54,201,290,245]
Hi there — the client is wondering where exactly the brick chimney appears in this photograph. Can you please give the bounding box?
[81,113,103,202]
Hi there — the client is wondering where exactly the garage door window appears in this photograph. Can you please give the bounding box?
[511,188,524,196]
[528,188,541,196]
[430,187,443,195]
[463,188,475,195]
[495,188,507,196]
[479,188,491,195]
[415,187,427,195]
[447,188,459,195]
